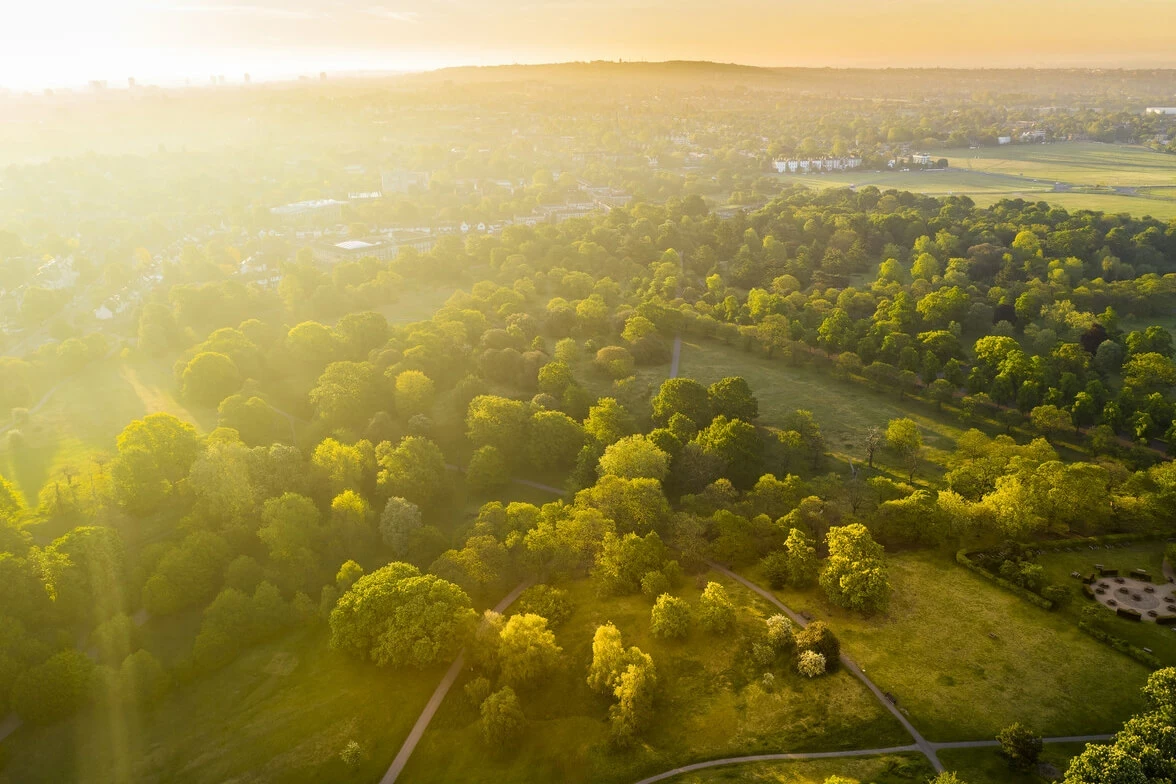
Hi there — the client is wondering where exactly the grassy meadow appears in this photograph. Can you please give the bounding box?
[668,753,934,783]
[776,141,1176,219]
[742,551,1151,742]
[936,742,1097,784]
[398,570,910,784]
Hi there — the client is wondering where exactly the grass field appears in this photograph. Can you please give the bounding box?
[0,357,216,503]
[0,627,442,784]
[743,551,1151,742]
[776,142,1176,219]
[675,339,980,481]
[1038,542,1176,666]
[399,571,910,784]
[937,742,1096,784]
[668,753,934,783]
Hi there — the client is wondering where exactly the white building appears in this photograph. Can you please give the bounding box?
[1145,107,1176,115]
[997,136,1012,145]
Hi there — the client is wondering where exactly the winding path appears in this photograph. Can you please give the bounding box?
[704,560,943,771]
[380,580,531,784]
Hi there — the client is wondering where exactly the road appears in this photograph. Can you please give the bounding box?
[380,580,531,784]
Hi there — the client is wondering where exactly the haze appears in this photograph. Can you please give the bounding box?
[7,0,1176,89]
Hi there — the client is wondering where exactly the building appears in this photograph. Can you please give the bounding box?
[34,257,78,290]
[997,136,1012,145]
[270,199,346,226]
[1145,107,1176,115]
[319,231,437,263]
[380,170,431,194]
[911,153,932,165]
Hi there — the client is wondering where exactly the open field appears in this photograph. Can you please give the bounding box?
[0,358,216,502]
[1038,542,1176,666]
[668,753,934,783]
[399,571,910,784]
[0,627,441,784]
[776,142,1176,219]
[937,742,1097,784]
[743,551,1151,742]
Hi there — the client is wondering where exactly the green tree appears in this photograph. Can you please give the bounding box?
[498,613,562,688]
[379,496,422,557]
[376,436,448,505]
[583,397,635,447]
[394,370,436,419]
[820,524,889,614]
[310,361,381,428]
[480,686,525,746]
[598,435,670,481]
[707,377,759,421]
[698,581,736,634]
[329,562,476,668]
[650,593,690,639]
[997,723,1043,770]
[652,378,712,428]
[466,445,510,493]
[11,649,95,724]
[181,352,242,407]
[885,417,923,483]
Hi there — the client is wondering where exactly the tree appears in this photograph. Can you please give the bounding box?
[311,438,374,494]
[707,377,759,421]
[181,351,242,407]
[118,649,170,705]
[593,531,673,595]
[997,723,1043,770]
[650,593,691,639]
[466,395,531,454]
[394,370,436,419]
[885,417,923,482]
[609,651,657,747]
[376,436,448,505]
[595,346,635,378]
[863,426,881,468]
[467,445,510,493]
[311,361,381,428]
[1030,404,1072,441]
[652,378,712,428]
[765,614,795,653]
[112,413,199,513]
[820,524,889,614]
[480,686,524,746]
[797,649,826,678]
[498,613,562,688]
[11,649,95,724]
[528,410,585,470]
[257,492,322,564]
[379,496,422,557]
[583,398,635,447]
[693,415,764,488]
[784,527,819,587]
[598,435,670,481]
[329,562,476,668]
[698,581,736,634]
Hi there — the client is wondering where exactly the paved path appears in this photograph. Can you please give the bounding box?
[704,560,943,771]
[380,580,531,784]
[633,745,922,784]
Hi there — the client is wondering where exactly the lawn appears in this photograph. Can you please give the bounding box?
[0,357,214,502]
[776,142,1176,219]
[674,339,979,481]
[398,571,911,784]
[668,753,934,783]
[0,627,442,784]
[1037,541,1176,666]
[743,551,1151,742]
[937,742,1098,784]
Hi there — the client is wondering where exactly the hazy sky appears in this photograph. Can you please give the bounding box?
[5,0,1176,89]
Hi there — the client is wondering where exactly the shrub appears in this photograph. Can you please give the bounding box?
[751,642,776,667]
[997,722,1042,770]
[650,594,690,639]
[761,549,790,589]
[340,740,365,769]
[765,614,795,653]
[480,687,524,746]
[1041,584,1072,607]
[798,650,826,678]
[796,621,840,665]
[640,570,671,600]
[465,675,492,709]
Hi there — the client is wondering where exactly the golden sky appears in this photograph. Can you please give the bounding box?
[4,0,1176,88]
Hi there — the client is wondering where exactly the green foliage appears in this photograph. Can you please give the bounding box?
[376,436,448,505]
[820,524,889,614]
[997,722,1043,770]
[698,581,736,634]
[597,434,670,481]
[516,584,574,628]
[650,593,691,639]
[329,562,476,668]
[11,649,95,724]
[480,686,525,746]
[798,649,827,678]
[181,351,242,407]
[467,445,510,493]
[497,613,562,688]
[796,620,840,665]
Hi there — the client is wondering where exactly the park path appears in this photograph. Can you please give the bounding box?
[380,579,531,784]
[703,560,944,771]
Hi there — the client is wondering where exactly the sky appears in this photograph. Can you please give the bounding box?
[4,0,1176,90]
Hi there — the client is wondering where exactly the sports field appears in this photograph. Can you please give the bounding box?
[777,142,1176,219]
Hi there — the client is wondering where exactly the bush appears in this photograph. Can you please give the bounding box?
[765,614,795,653]
[761,549,790,589]
[650,594,691,639]
[11,649,96,724]
[797,650,826,678]
[996,722,1042,770]
[796,621,839,666]
[480,686,524,746]
[956,550,1053,610]
[1041,584,1072,607]
[640,570,671,600]
[340,740,365,769]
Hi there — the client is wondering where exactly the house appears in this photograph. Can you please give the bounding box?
[1020,130,1047,142]
[270,199,346,226]
[35,257,79,290]
[94,305,114,321]
[911,153,932,165]
[997,136,1012,145]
